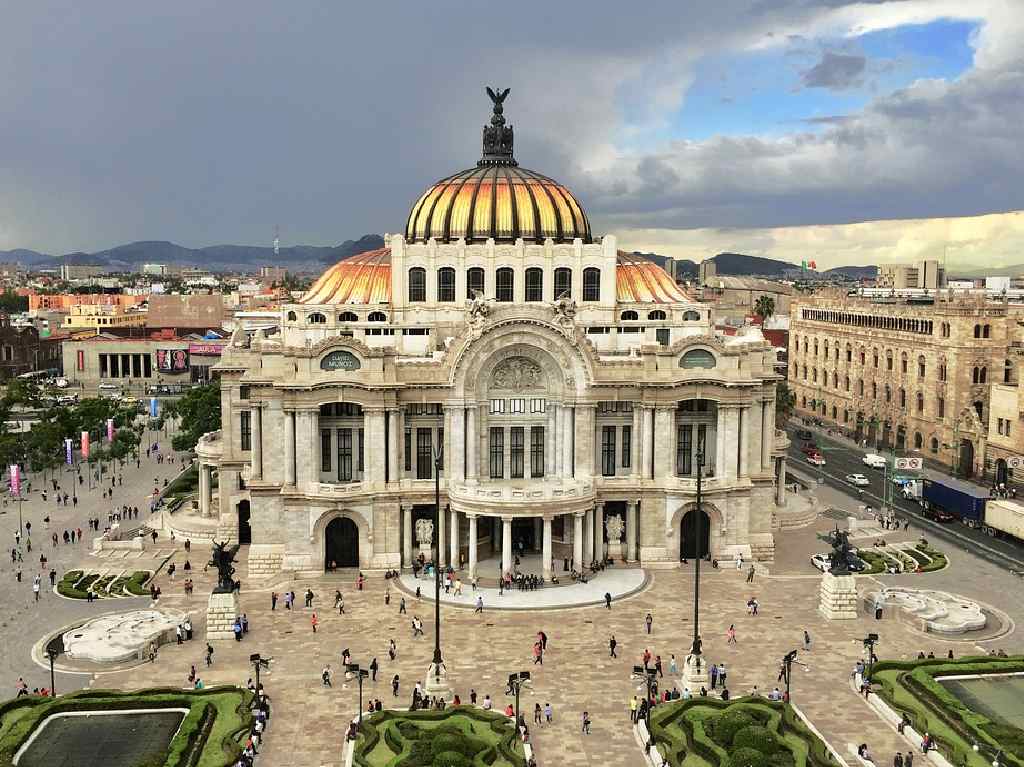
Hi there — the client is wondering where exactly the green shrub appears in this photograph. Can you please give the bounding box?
[730,746,769,767]
[432,751,472,767]
[733,725,779,755]
[713,710,756,747]
[432,732,477,758]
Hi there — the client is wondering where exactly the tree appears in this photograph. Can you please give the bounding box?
[165,382,222,452]
[775,382,795,425]
[754,295,775,319]
[0,291,28,314]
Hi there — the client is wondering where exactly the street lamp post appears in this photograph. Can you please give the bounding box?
[346,664,370,727]
[681,450,709,694]
[779,650,798,701]
[250,652,270,694]
[425,439,447,695]
[47,647,58,696]
[507,671,531,733]
[863,633,879,680]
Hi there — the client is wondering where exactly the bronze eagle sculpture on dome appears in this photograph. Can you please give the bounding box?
[482,87,515,163]
[486,86,510,112]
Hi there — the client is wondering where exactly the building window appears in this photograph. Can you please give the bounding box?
[240,411,252,451]
[554,267,571,299]
[77,349,85,372]
[901,354,907,374]
[437,267,455,302]
[308,312,326,324]
[601,426,616,477]
[321,430,331,473]
[918,356,926,378]
[489,427,504,479]
[937,397,945,418]
[489,398,506,414]
[339,311,358,322]
[984,324,991,338]
[656,328,670,346]
[337,428,353,482]
[914,432,923,449]
[466,267,484,298]
[408,267,426,302]
[530,426,544,477]
[916,392,924,414]
[99,353,108,378]
[496,267,514,302]
[530,399,546,413]
[677,424,693,476]
[416,428,433,479]
[930,437,939,453]
[899,388,906,409]
[404,429,412,472]
[582,267,601,302]
[510,427,525,478]
[621,425,632,469]
[368,311,387,322]
[939,364,947,382]
[998,418,1004,436]
[358,427,365,473]
[649,310,667,321]
[509,398,525,414]
[525,268,543,302]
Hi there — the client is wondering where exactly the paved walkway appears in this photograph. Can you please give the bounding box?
[396,567,647,610]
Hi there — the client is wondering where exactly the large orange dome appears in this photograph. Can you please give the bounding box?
[404,89,591,245]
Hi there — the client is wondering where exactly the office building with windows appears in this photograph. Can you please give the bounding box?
[197,94,788,579]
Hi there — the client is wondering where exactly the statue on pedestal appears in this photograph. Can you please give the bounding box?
[209,541,240,594]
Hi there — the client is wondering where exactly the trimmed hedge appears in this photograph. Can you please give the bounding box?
[0,686,252,767]
[871,656,1024,767]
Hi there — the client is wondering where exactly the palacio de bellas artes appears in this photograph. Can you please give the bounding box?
[196,92,791,581]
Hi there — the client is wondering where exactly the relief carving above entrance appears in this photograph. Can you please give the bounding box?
[491,356,543,391]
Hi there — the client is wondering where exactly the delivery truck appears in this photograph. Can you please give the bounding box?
[982,499,1024,543]
[919,473,988,525]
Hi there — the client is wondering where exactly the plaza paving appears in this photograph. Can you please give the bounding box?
[5,441,1024,766]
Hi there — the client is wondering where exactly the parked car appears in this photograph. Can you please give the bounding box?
[923,507,957,523]
[846,473,870,487]
[806,453,826,466]
[801,442,820,456]
[811,552,865,572]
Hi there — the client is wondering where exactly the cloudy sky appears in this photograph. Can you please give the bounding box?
[1,1,1021,269]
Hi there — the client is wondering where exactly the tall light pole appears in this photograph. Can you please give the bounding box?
[425,437,447,695]
[47,647,59,696]
[692,449,704,657]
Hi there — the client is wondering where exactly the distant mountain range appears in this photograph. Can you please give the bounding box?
[1,236,880,280]
[0,235,387,274]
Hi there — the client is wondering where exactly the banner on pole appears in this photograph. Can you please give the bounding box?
[81,431,90,460]
[106,418,115,442]
[65,438,73,465]
[9,465,19,497]
[150,397,159,418]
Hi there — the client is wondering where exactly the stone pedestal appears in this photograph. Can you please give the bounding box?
[423,661,451,699]
[418,544,433,563]
[681,653,710,694]
[606,541,624,563]
[818,572,858,620]
[206,591,240,641]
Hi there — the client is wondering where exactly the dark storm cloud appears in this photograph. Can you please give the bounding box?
[0,1,1018,252]
[801,51,868,90]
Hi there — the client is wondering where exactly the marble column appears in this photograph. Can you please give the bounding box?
[251,405,263,480]
[776,457,787,506]
[715,406,728,479]
[728,407,741,479]
[583,508,594,565]
[365,409,386,485]
[449,406,465,483]
[501,516,513,575]
[631,405,643,477]
[199,464,211,517]
[654,407,675,479]
[310,409,321,484]
[542,516,553,580]
[533,517,542,552]
[573,513,584,570]
[284,409,296,485]
[387,409,401,484]
[546,404,557,477]
[575,404,595,479]
[738,406,750,477]
[468,514,478,579]
[561,405,574,478]
[626,500,638,562]
[402,506,413,568]
[466,405,477,481]
[450,508,460,568]
[594,503,605,562]
[641,406,654,479]
[763,400,776,473]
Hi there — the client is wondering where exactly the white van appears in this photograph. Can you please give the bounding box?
[862,453,887,469]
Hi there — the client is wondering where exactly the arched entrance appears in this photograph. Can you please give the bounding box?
[680,508,711,560]
[237,500,251,545]
[959,439,975,478]
[325,517,359,570]
[996,458,1008,486]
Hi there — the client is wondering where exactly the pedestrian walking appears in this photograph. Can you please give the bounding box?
[205,644,214,666]
[392,675,400,697]
[32,575,40,602]
[726,624,737,644]
[582,711,591,734]
[474,595,483,613]
[670,654,678,675]
[544,702,553,724]
[534,703,542,725]
[322,665,332,687]
[746,565,755,583]
[710,663,718,689]
[609,635,617,658]
[388,639,397,661]
[803,629,811,651]
[645,613,653,634]
[311,613,319,633]
[370,657,379,681]
[604,592,612,609]
[399,597,407,614]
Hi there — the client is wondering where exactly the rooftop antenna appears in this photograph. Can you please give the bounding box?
[273,225,280,258]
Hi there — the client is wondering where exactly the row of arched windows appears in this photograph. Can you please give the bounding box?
[407,266,602,303]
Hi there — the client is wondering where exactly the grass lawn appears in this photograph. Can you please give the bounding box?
[0,686,253,767]
[353,707,526,767]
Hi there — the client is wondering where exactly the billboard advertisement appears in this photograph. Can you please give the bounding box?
[9,465,19,496]
[156,348,189,374]
[107,418,115,442]
[65,438,73,465]
[188,342,225,356]
[81,431,90,460]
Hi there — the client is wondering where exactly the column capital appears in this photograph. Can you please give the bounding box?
[363,406,387,415]
[501,515,514,523]
[573,511,586,518]
[595,501,605,512]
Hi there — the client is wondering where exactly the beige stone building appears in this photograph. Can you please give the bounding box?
[876,260,944,290]
[62,304,147,331]
[789,292,1021,478]
[196,95,790,579]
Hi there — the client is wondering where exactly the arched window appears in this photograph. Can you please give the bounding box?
[930,437,939,453]
[554,267,572,299]
[937,396,945,418]
[899,388,906,409]
[286,310,297,321]
[846,344,852,362]
[338,311,358,322]
[802,365,807,380]
[682,310,701,321]
[857,379,864,395]
[974,324,981,338]
[916,392,924,414]
[582,267,601,301]
[885,385,891,402]
[980,367,987,383]
[845,376,850,391]
[872,382,877,399]
[812,368,818,383]
[873,350,879,368]
[648,310,667,321]
[900,352,907,374]
[620,310,639,321]
[408,267,426,302]
[495,267,514,302]
[973,367,980,384]
[680,349,716,369]
[886,350,894,371]
[918,356,926,378]
[832,405,838,419]
[367,311,387,322]
[983,324,991,338]
[974,401,984,421]
[466,267,485,298]
[1005,359,1014,384]
[525,267,543,302]
[860,350,866,365]
[437,267,455,302]
[308,312,326,324]
[801,396,807,407]
[814,341,819,357]
[914,432,923,450]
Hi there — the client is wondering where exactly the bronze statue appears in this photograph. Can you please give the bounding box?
[690,635,702,657]
[818,526,852,575]
[481,87,515,163]
[209,540,240,593]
